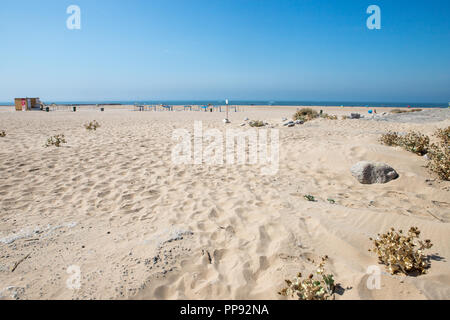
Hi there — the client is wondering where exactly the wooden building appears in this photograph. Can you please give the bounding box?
[14,98,41,111]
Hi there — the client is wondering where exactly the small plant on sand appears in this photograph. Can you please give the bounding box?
[84,120,101,131]
[369,227,433,276]
[279,256,335,300]
[248,120,265,128]
[304,195,317,202]
[45,134,66,147]
[327,198,336,204]
[293,108,319,122]
[0,130,6,137]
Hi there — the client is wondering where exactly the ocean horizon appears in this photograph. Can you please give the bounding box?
[0,100,448,108]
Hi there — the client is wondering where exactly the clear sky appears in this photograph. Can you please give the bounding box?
[0,0,449,102]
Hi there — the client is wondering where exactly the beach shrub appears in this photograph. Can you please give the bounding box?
[380,127,449,180]
[401,132,430,155]
[248,120,265,127]
[434,126,450,145]
[369,227,433,275]
[428,126,450,180]
[379,131,429,155]
[379,131,402,147]
[293,108,319,122]
[0,130,6,137]
[279,256,335,300]
[428,145,450,180]
[84,120,100,131]
[45,134,66,147]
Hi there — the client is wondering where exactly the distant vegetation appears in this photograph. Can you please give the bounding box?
[390,109,422,114]
[293,108,337,122]
[293,108,319,122]
[0,130,6,137]
[248,120,265,127]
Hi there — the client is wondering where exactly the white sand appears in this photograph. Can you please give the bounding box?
[0,105,449,300]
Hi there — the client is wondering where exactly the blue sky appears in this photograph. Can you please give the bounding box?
[0,0,449,102]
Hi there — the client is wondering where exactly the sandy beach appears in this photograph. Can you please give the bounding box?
[0,105,449,300]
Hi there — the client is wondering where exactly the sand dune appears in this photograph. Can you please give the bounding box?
[0,106,449,300]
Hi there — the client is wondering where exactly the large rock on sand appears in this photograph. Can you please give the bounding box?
[351,161,399,184]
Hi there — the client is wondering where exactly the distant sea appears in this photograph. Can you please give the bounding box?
[0,100,448,108]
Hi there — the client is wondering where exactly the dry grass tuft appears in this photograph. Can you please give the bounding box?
[84,120,101,131]
[293,108,319,122]
[0,130,6,137]
[248,120,265,128]
[390,108,422,114]
[45,134,66,147]
[369,227,433,275]
[320,113,338,120]
[279,256,335,300]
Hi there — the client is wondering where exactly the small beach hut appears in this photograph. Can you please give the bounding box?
[14,98,41,111]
